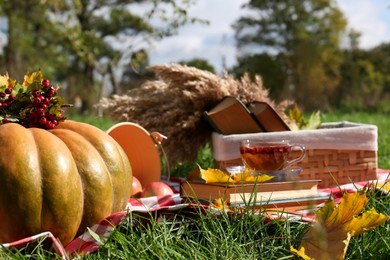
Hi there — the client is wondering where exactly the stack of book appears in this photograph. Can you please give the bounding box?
[180,179,329,210]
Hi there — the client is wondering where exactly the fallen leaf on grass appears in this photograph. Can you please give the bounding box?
[377,182,390,194]
[344,207,388,236]
[292,191,389,260]
[290,246,313,260]
[210,198,230,211]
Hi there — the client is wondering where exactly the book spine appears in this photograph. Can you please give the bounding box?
[248,102,291,132]
[249,113,266,132]
[202,111,223,134]
[234,98,265,131]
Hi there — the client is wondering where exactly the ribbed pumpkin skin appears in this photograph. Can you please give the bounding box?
[0,120,132,246]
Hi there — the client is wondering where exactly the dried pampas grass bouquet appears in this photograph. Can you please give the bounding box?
[98,64,291,168]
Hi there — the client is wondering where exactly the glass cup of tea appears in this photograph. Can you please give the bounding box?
[240,140,305,172]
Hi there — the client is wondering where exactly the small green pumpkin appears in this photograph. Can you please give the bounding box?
[0,120,132,246]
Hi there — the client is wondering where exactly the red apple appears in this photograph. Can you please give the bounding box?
[141,181,174,197]
[131,176,143,198]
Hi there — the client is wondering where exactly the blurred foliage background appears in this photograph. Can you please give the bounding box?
[0,0,389,114]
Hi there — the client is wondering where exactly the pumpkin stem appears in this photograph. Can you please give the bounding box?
[150,132,171,182]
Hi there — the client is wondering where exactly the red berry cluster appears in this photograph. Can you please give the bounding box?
[22,79,63,129]
[0,87,15,124]
[240,146,290,154]
[0,75,65,130]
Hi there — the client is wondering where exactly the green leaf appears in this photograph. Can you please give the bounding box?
[302,111,321,130]
[87,227,104,245]
[288,104,321,130]
[289,104,305,129]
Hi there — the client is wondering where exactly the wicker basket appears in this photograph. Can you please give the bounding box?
[212,122,378,188]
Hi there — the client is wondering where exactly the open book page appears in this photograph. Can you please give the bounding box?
[203,96,263,134]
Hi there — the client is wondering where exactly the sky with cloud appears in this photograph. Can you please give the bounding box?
[147,0,390,74]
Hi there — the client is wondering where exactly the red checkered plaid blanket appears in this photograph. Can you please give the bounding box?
[2,170,389,259]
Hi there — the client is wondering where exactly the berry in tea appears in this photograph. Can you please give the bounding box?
[240,145,291,170]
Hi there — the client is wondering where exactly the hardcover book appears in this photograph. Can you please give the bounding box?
[180,179,323,205]
[203,96,263,134]
[231,194,329,212]
[203,96,290,135]
[247,101,291,132]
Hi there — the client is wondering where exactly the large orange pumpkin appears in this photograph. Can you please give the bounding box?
[0,120,132,246]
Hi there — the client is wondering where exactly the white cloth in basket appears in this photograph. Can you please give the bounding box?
[212,121,378,161]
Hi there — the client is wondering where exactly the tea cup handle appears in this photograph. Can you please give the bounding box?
[285,144,306,168]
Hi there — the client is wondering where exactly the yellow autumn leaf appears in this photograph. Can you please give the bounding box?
[244,174,274,183]
[22,70,43,87]
[199,166,274,184]
[293,191,389,260]
[0,73,16,89]
[378,182,390,192]
[0,74,7,87]
[200,167,235,184]
[344,207,389,236]
[211,197,230,210]
[316,191,368,227]
[298,222,351,260]
[231,167,253,182]
[289,104,305,129]
[290,245,313,260]
[230,167,274,183]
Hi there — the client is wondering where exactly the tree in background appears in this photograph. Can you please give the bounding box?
[232,53,286,101]
[0,0,70,80]
[328,26,390,113]
[179,58,216,73]
[336,30,386,111]
[338,53,384,110]
[118,49,155,94]
[232,0,347,110]
[364,43,390,112]
[0,0,201,114]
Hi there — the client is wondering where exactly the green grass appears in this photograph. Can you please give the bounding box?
[5,191,390,259]
[89,208,308,259]
[66,113,117,131]
[2,112,390,259]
